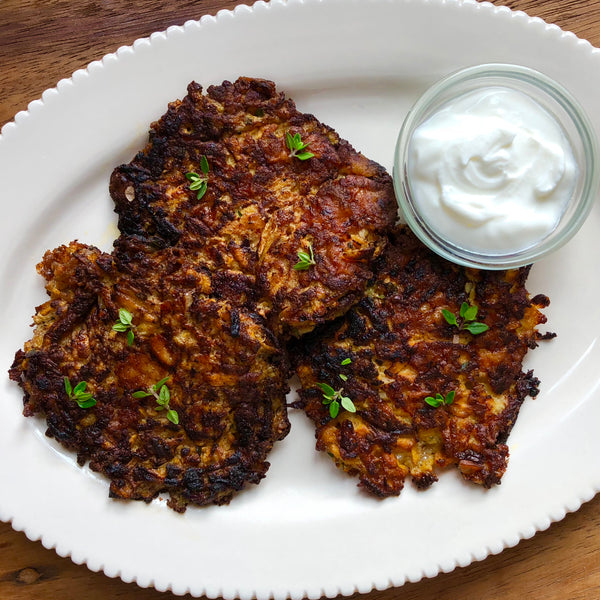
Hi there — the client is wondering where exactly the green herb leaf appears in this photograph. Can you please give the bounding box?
[317,382,336,398]
[442,309,458,326]
[340,396,356,413]
[425,395,442,407]
[77,398,96,409]
[443,303,488,336]
[64,377,96,409]
[167,409,180,425]
[462,304,478,321]
[318,383,356,419]
[153,376,170,392]
[134,376,178,425]
[191,180,208,200]
[339,373,348,382]
[113,308,135,344]
[425,390,455,408]
[286,132,315,161]
[73,381,87,395]
[118,308,133,326]
[158,384,170,404]
[293,242,316,271]
[186,159,210,199]
[341,358,352,366]
[464,322,489,335]
[200,154,209,175]
[329,400,340,419]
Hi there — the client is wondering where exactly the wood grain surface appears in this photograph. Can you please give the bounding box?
[1,1,599,598]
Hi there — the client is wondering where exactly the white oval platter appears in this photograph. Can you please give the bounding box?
[1,0,599,598]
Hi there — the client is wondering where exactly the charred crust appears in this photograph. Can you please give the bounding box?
[293,225,554,497]
[108,77,396,337]
[11,241,291,511]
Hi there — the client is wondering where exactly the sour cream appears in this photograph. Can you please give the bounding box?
[407,87,579,254]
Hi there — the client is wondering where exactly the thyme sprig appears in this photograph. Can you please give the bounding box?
[442,302,489,335]
[112,308,135,346]
[317,383,356,419]
[64,377,96,409]
[425,390,455,408]
[293,242,316,271]
[286,132,314,161]
[132,376,179,425]
[186,155,210,200]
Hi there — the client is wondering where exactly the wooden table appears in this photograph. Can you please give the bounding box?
[1,1,599,598]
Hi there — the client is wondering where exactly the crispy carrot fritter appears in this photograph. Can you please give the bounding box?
[292,227,553,496]
[109,77,397,336]
[10,242,290,512]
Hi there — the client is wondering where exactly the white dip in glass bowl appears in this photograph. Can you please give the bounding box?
[394,64,599,269]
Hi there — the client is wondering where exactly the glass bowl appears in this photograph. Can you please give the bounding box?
[393,63,599,269]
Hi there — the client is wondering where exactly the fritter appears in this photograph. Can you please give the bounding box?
[292,226,554,496]
[10,242,290,512]
[109,77,397,336]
